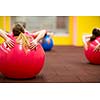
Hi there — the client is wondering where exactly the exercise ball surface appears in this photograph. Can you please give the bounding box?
[0,37,45,79]
[41,35,53,51]
[84,37,100,64]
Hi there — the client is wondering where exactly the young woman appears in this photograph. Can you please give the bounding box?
[82,28,100,51]
[0,23,47,50]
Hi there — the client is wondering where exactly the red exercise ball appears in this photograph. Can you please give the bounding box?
[84,36,100,64]
[0,37,45,79]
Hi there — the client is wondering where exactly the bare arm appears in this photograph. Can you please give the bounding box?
[82,34,92,44]
[94,43,100,52]
[0,29,14,48]
[93,39,100,52]
[29,30,47,50]
[33,30,47,42]
[82,34,92,50]
[32,30,54,38]
[0,29,9,41]
[46,32,54,38]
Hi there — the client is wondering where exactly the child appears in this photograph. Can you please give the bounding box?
[82,28,100,51]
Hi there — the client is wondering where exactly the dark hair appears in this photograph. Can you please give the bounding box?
[90,28,100,41]
[12,23,25,36]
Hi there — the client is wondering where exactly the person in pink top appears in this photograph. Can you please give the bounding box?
[0,23,47,50]
[82,28,100,51]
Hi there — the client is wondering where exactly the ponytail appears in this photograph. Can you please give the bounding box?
[16,33,33,53]
[90,28,100,41]
[90,35,96,41]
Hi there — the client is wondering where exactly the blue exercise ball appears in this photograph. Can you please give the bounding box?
[41,35,53,51]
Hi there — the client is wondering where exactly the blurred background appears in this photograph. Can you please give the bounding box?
[0,16,100,46]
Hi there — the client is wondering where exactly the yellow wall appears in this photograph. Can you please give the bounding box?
[0,16,11,31]
[76,16,100,46]
[53,35,71,45]
[53,16,100,46]
[53,16,73,45]
[0,16,100,46]
[0,16,74,46]
[0,16,5,43]
[5,16,11,32]
[0,17,4,30]
[0,16,10,44]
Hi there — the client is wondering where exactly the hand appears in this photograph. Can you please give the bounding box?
[29,39,38,50]
[47,32,54,38]
[5,37,15,48]
[94,44,100,52]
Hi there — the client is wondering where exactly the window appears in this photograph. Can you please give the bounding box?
[56,16,67,29]
[11,16,69,35]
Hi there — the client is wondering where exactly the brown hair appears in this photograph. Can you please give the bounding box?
[90,28,100,41]
[12,23,25,36]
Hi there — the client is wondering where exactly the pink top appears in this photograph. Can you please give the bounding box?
[8,32,35,39]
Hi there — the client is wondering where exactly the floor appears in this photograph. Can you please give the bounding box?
[0,46,100,83]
